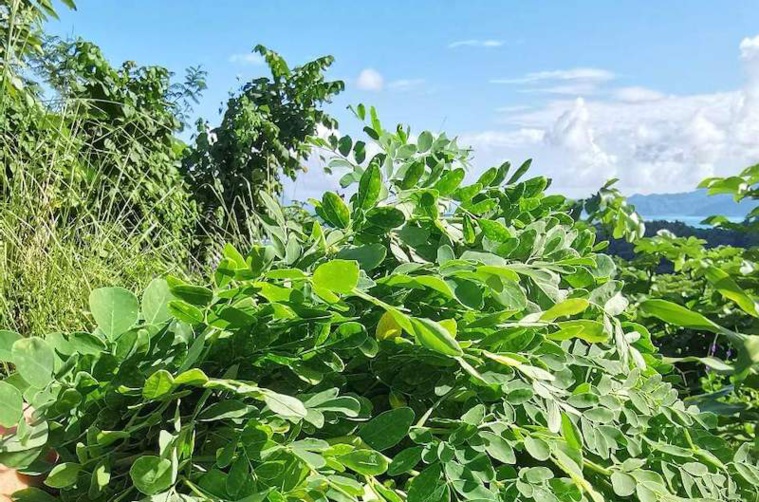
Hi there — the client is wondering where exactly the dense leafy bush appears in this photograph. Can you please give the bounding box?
[2,112,759,501]
[0,0,341,333]
[609,169,759,446]
[182,45,344,247]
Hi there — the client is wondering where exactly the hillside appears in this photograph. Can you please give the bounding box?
[627,189,756,218]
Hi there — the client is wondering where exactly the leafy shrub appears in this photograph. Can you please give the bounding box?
[700,164,759,233]
[610,187,759,445]
[2,111,759,501]
[182,45,344,247]
[1,3,340,333]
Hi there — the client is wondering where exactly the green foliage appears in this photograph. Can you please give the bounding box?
[1,13,338,334]
[182,45,344,245]
[700,164,759,232]
[0,0,76,98]
[603,167,759,447]
[4,112,759,501]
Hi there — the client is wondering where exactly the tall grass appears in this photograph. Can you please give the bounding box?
[0,96,200,335]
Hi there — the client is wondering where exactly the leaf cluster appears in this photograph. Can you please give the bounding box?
[2,110,759,501]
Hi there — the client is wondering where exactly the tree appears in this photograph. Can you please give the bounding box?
[182,45,344,246]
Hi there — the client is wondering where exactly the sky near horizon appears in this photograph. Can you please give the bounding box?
[50,1,759,200]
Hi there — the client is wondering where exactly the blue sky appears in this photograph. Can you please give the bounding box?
[50,1,759,198]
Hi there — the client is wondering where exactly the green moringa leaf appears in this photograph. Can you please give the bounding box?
[141,278,173,325]
[360,407,415,451]
[142,370,175,400]
[639,299,721,333]
[0,330,22,362]
[356,163,381,210]
[313,260,359,294]
[11,338,54,389]
[89,287,139,340]
[321,192,351,229]
[0,381,23,428]
[410,318,463,357]
[366,206,405,230]
[130,456,173,495]
[705,266,758,318]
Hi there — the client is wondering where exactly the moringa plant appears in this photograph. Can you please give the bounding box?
[1,109,759,501]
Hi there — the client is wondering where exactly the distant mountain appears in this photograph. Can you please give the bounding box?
[627,190,756,219]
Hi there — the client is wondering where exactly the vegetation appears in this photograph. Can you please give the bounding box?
[610,166,759,448]
[1,112,759,501]
[0,1,342,334]
[2,2,759,501]
[182,45,343,251]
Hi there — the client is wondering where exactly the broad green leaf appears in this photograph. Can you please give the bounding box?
[407,464,445,502]
[68,332,106,355]
[376,311,403,341]
[639,299,721,333]
[477,167,498,186]
[339,449,388,476]
[388,446,423,475]
[168,300,204,324]
[481,432,515,464]
[400,161,425,189]
[9,488,58,502]
[506,158,532,185]
[89,287,139,340]
[550,320,608,343]
[360,407,415,451]
[130,456,173,495]
[418,131,433,152]
[611,472,636,497]
[313,260,359,294]
[0,381,23,427]
[434,168,465,195]
[561,414,583,451]
[524,436,550,461]
[705,266,758,317]
[410,318,463,356]
[45,463,81,489]
[170,284,213,307]
[366,206,405,229]
[337,244,387,271]
[357,164,381,209]
[541,298,589,322]
[11,338,54,389]
[261,390,307,420]
[479,219,512,242]
[0,330,22,362]
[143,370,175,400]
[321,192,351,229]
[141,278,173,325]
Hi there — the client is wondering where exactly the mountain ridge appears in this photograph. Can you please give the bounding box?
[626,189,756,218]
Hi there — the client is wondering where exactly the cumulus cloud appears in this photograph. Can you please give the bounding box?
[463,35,759,196]
[449,39,504,49]
[356,68,384,91]
[228,53,264,65]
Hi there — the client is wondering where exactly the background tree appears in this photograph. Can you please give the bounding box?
[182,44,344,247]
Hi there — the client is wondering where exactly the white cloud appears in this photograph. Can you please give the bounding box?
[492,68,616,85]
[613,86,665,103]
[492,67,616,96]
[495,105,532,113]
[462,35,759,196]
[228,53,264,65]
[449,39,504,49]
[356,68,384,91]
[387,78,426,92]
